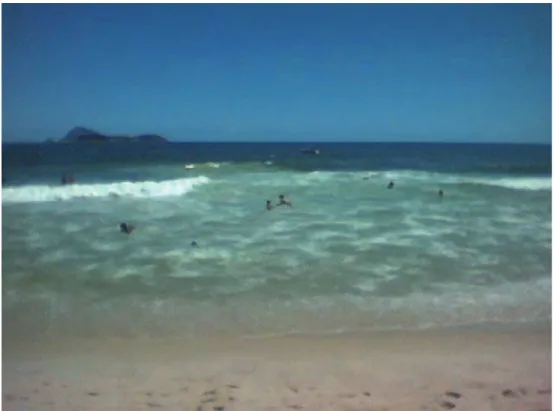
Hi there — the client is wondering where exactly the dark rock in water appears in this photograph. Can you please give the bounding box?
[59,126,168,143]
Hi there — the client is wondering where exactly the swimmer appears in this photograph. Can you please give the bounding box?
[191,240,198,247]
[387,181,394,189]
[61,173,75,185]
[277,194,292,207]
[120,222,135,235]
[266,200,274,211]
[438,189,444,197]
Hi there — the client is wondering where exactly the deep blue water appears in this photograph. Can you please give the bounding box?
[3,142,551,183]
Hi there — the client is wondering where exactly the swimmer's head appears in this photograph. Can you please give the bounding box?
[191,240,198,247]
[279,194,284,199]
[120,222,135,234]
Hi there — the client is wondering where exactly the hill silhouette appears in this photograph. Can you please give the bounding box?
[59,127,168,143]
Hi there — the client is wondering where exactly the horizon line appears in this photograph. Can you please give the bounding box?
[2,140,552,145]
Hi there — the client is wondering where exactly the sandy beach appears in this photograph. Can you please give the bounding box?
[3,325,551,411]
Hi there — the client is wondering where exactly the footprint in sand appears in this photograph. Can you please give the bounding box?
[501,388,525,398]
[420,390,464,410]
[487,386,553,411]
[195,384,240,411]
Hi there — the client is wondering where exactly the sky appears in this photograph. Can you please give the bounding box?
[2,3,552,143]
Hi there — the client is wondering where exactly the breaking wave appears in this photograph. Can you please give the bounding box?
[2,176,210,203]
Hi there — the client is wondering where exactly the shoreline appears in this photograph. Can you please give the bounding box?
[4,324,551,411]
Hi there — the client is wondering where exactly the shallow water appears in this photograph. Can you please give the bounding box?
[2,142,551,340]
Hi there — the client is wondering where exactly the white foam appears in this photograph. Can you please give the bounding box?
[2,176,210,203]
[184,162,227,170]
[472,177,551,191]
[372,170,551,191]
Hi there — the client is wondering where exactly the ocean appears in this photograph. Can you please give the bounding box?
[2,142,552,341]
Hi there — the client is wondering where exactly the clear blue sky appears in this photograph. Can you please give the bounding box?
[2,3,551,142]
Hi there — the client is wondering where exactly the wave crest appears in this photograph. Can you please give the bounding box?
[2,176,210,203]
[472,177,551,191]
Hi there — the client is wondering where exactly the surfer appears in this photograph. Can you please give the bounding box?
[387,181,394,189]
[266,200,274,211]
[120,222,135,235]
[277,194,292,207]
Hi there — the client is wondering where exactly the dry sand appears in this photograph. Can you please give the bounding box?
[3,326,551,411]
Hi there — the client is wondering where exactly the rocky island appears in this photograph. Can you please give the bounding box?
[58,127,168,143]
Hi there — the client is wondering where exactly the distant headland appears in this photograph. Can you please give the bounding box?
[56,127,169,143]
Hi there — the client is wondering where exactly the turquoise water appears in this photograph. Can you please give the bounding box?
[2,143,551,340]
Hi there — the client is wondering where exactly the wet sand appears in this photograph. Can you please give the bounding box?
[3,326,551,411]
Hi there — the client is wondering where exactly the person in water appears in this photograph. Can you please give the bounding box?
[387,181,394,189]
[120,222,135,235]
[438,189,444,197]
[277,194,292,207]
[266,200,274,211]
[61,173,75,185]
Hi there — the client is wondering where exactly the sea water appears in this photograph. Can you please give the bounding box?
[2,142,551,340]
